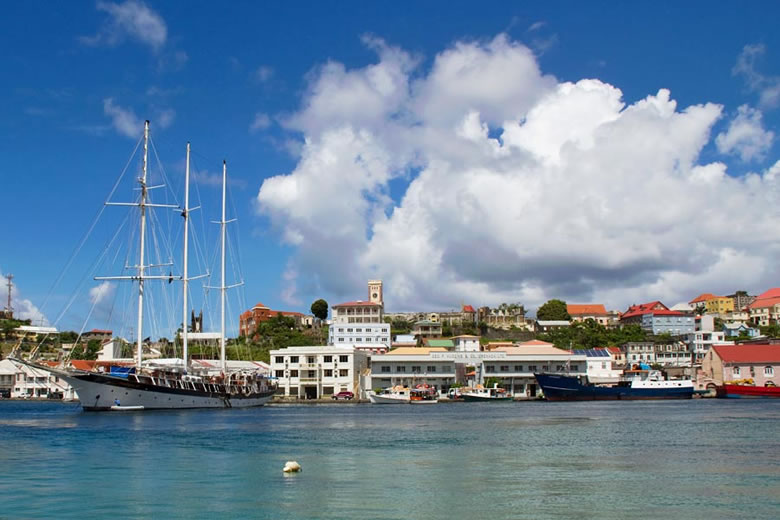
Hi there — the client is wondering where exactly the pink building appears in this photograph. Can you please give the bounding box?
[701,344,780,388]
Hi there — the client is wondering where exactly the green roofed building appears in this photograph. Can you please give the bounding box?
[423,338,455,349]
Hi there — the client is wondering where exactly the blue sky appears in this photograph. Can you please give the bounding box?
[2,1,779,335]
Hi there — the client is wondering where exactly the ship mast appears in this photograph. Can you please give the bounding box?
[182,142,191,370]
[135,120,150,370]
[220,160,227,374]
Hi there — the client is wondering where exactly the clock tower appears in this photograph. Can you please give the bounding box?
[368,280,383,307]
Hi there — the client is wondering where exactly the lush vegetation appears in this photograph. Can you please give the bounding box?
[238,314,325,363]
[537,319,647,350]
[536,299,571,321]
[70,339,103,360]
[310,299,328,321]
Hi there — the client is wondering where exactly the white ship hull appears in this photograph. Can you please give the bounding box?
[368,392,410,404]
[61,372,274,411]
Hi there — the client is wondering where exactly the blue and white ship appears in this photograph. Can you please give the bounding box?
[534,369,694,401]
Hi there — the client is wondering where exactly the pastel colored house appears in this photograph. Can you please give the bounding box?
[702,344,780,387]
[567,304,608,326]
[748,288,780,326]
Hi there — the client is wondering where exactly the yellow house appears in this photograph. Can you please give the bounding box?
[705,296,734,315]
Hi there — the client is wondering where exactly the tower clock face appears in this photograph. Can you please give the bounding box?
[372,292,378,299]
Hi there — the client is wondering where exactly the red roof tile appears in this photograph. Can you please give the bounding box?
[252,302,270,310]
[712,344,780,364]
[748,288,780,310]
[689,293,718,304]
[462,304,476,313]
[621,301,672,319]
[567,304,607,316]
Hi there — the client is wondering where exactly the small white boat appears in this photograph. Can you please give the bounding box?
[368,386,411,404]
[110,405,145,411]
[461,385,512,402]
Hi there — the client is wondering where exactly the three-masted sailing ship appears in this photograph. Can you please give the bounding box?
[15,121,276,410]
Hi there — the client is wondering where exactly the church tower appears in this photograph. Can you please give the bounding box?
[368,280,383,307]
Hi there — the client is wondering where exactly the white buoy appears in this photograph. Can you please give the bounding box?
[283,461,301,473]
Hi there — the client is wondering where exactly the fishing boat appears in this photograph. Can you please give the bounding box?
[13,121,276,410]
[409,385,438,404]
[534,370,694,401]
[461,385,513,402]
[368,386,411,404]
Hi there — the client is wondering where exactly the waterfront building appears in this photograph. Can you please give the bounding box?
[620,301,694,335]
[567,304,609,326]
[0,358,75,399]
[451,335,480,352]
[607,346,627,368]
[332,301,383,324]
[480,341,586,398]
[239,302,308,337]
[702,344,780,387]
[367,347,457,393]
[748,288,780,326]
[270,346,368,399]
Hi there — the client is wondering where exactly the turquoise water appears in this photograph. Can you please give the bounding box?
[1,400,778,519]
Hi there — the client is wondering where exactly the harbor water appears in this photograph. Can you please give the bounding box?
[1,399,778,519]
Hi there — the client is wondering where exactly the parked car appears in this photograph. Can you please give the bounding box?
[332,391,354,400]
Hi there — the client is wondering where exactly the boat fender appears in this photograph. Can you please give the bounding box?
[283,461,301,473]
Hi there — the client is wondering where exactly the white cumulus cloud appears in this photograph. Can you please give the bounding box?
[103,98,174,138]
[256,35,780,312]
[81,0,167,51]
[715,104,774,162]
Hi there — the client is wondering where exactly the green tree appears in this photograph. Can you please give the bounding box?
[310,299,329,321]
[71,339,102,360]
[536,299,571,321]
[484,376,502,388]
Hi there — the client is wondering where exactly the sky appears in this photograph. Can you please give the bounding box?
[2,1,780,335]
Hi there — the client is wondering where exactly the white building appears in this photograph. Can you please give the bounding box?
[368,347,457,393]
[580,348,623,383]
[451,335,480,352]
[687,331,733,363]
[270,346,368,399]
[0,359,76,400]
[480,342,586,398]
[328,322,391,353]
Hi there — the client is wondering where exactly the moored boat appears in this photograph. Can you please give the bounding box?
[461,385,512,402]
[718,383,780,398]
[368,386,411,404]
[534,370,694,401]
[12,122,276,410]
[410,385,438,404]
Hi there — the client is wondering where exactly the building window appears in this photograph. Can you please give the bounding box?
[381,366,391,373]
[485,366,496,373]
[765,366,774,376]
[339,369,349,377]
[339,355,349,363]
[412,366,421,373]
[427,366,437,373]
[290,356,299,363]
[500,365,509,372]
[290,370,299,377]
[275,370,284,378]
[396,366,406,373]
[733,367,740,376]
[324,370,333,377]
[514,365,523,372]
[324,355,332,363]
[542,365,549,371]
[356,338,362,342]
[275,356,283,364]
[528,365,537,372]
[307,356,315,364]
[570,365,578,372]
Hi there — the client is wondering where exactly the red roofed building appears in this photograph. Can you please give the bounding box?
[567,304,608,326]
[239,302,307,337]
[620,301,694,335]
[748,288,780,326]
[689,293,718,305]
[703,344,780,387]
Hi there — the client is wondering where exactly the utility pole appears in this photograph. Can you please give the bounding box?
[4,274,13,318]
